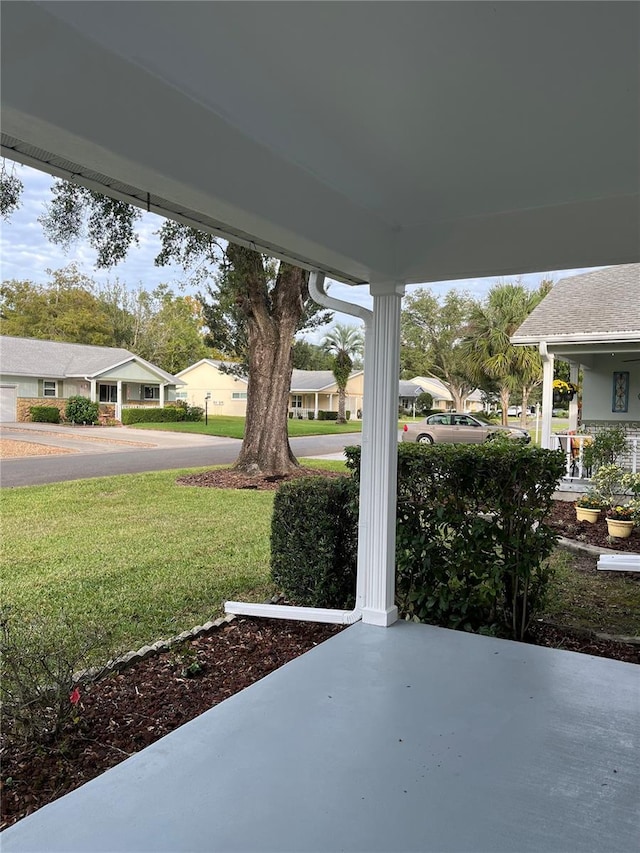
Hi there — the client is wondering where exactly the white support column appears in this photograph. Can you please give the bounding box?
[90,380,97,403]
[540,342,554,449]
[116,380,123,422]
[159,383,165,408]
[314,392,319,419]
[568,362,579,432]
[358,280,405,626]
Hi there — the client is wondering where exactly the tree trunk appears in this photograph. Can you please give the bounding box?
[337,386,346,423]
[451,386,466,412]
[500,385,510,426]
[230,248,307,475]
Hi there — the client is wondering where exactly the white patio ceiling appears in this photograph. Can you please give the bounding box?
[2,1,639,286]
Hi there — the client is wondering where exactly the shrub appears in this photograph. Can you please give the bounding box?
[317,410,339,421]
[271,476,358,609]
[121,407,179,424]
[583,425,628,471]
[65,396,99,425]
[416,392,433,415]
[346,442,565,639]
[172,401,204,422]
[30,405,60,424]
[0,608,111,744]
[345,410,351,421]
[307,411,315,420]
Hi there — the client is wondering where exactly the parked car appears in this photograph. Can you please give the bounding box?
[402,412,531,444]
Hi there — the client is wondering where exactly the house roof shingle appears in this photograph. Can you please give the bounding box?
[0,336,181,383]
[511,264,640,343]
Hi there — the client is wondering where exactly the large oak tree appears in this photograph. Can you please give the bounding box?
[28,174,331,474]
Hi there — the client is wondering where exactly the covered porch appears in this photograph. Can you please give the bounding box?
[1,2,639,849]
[3,621,638,853]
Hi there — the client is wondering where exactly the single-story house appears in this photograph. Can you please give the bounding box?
[176,361,365,420]
[174,359,249,417]
[511,264,640,472]
[0,336,183,423]
[407,376,484,413]
[289,369,364,419]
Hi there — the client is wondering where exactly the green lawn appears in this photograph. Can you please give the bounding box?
[3,465,636,666]
[1,461,346,658]
[542,549,640,637]
[129,416,363,439]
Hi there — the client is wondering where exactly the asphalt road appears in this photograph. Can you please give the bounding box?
[0,433,362,488]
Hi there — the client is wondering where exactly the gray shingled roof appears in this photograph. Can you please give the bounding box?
[399,381,424,397]
[511,265,640,343]
[0,336,181,382]
[290,370,341,391]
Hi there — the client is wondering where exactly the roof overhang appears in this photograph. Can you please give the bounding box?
[2,2,638,285]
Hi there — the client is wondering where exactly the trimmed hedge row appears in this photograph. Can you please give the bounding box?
[271,477,358,609]
[30,406,60,424]
[271,442,565,639]
[121,408,179,424]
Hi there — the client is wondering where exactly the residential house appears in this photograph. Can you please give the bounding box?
[289,369,364,419]
[176,360,364,420]
[0,336,182,423]
[407,376,484,413]
[174,359,249,417]
[511,264,640,472]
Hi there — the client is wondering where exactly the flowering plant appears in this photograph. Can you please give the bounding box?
[575,492,602,510]
[606,504,635,521]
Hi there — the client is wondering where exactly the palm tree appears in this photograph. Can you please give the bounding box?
[322,323,364,423]
[463,282,549,426]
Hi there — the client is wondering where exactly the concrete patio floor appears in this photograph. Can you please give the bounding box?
[2,621,638,853]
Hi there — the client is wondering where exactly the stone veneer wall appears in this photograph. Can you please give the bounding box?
[16,397,67,422]
[16,398,118,425]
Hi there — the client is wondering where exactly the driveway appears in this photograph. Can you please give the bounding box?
[0,424,362,487]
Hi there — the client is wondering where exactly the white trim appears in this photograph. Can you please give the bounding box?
[225,602,361,624]
[540,342,554,450]
[597,555,640,572]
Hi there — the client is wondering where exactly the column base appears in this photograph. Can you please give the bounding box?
[361,606,398,627]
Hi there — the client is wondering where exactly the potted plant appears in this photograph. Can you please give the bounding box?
[575,492,603,523]
[605,504,635,538]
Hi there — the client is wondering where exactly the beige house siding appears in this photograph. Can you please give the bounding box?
[175,361,249,417]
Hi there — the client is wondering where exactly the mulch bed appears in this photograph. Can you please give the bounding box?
[2,478,638,831]
[177,466,345,491]
[0,618,344,831]
[548,499,640,552]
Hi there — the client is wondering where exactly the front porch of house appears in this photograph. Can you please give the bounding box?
[2,620,637,852]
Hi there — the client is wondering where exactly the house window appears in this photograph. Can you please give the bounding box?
[144,386,160,400]
[43,380,57,397]
[232,392,248,400]
[99,384,118,403]
[291,395,303,409]
[175,391,188,400]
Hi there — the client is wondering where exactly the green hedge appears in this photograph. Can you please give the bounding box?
[317,410,339,421]
[272,443,565,639]
[30,406,60,424]
[121,407,179,424]
[271,477,358,609]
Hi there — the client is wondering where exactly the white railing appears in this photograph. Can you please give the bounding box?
[552,434,639,480]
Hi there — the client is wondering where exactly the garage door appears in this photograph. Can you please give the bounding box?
[0,385,17,423]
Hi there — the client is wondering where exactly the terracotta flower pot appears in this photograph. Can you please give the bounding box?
[605,518,635,539]
[576,506,600,524]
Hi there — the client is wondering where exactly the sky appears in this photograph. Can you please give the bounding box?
[1,163,603,344]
